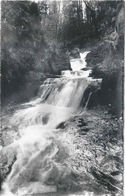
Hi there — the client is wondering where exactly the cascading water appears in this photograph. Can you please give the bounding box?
[1,52,102,196]
[61,51,91,78]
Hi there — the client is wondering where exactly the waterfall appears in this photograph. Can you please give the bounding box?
[70,51,90,71]
[1,54,102,196]
[61,51,91,78]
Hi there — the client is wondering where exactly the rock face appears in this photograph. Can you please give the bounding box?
[79,79,102,109]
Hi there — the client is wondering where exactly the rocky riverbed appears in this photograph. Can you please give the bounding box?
[56,107,123,195]
[0,104,123,196]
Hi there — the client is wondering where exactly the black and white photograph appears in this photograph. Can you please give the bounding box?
[0,0,124,196]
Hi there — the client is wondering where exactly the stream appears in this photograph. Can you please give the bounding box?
[1,52,108,196]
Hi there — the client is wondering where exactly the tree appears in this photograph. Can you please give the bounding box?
[1,1,47,96]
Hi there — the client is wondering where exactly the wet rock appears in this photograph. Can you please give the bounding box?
[76,118,87,128]
[110,171,121,176]
[56,122,66,129]
[78,118,85,121]
[110,171,122,182]
[78,126,93,135]
[77,122,87,127]
[42,115,49,125]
